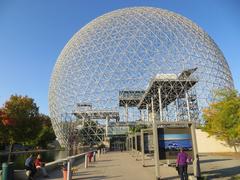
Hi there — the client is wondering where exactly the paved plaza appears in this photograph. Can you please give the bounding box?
[35,151,240,180]
[198,153,240,179]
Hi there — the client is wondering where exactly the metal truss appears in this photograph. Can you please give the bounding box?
[77,119,105,146]
[49,7,234,147]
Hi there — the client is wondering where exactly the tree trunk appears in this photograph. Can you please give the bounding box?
[7,143,13,163]
[233,144,238,152]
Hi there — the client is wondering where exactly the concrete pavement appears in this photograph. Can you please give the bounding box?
[36,151,240,180]
[36,151,179,180]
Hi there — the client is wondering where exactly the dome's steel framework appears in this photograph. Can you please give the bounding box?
[49,7,234,147]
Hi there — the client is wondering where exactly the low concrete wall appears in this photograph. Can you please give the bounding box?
[14,150,95,180]
[196,129,239,153]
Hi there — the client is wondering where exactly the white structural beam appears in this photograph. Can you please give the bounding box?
[105,116,109,137]
[158,87,163,122]
[125,103,128,123]
[146,104,149,121]
[151,97,160,179]
[191,123,201,178]
[140,109,145,121]
[141,129,145,167]
[185,91,191,121]
[175,98,179,121]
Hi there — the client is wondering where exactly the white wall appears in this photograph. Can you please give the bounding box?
[195,129,239,153]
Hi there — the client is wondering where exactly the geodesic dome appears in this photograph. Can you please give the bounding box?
[49,7,234,147]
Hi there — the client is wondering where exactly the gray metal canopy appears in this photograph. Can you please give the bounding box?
[138,68,198,109]
[119,90,145,107]
[73,110,119,121]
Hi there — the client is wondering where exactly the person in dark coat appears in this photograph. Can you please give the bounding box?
[25,154,36,180]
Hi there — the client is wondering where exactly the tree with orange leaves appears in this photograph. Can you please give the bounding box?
[0,95,42,161]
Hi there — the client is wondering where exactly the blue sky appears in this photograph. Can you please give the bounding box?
[0,0,239,115]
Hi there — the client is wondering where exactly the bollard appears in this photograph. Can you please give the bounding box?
[2,162,14,180]
[62,168,67,180]
[195,154,201,178]
[62,162,67,180]
[93,152,96,162]
[62,161,68,180]
[97,150,100,159]
[84,154,88,168]
[67,159,72,180]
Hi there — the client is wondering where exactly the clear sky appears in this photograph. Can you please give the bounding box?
[0,0,239,115]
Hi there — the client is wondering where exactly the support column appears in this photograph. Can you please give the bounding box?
[135,134,137,154]
[97,149,100,159]
[146,104,149,121]
[151,97,160,180]
[105,116,109,137]
[185,92,191,121]
[131,136,134,153]
[140,110,145,121]
[158,87,163,122]
[129,137,131,151]
[166,106,169,122]
[125,103,128,123]
[175,98,179,122]
[141,129,145,167]
[190,123,201,178]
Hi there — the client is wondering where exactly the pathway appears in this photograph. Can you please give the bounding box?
[36,151,240,180]
[37,151,179,180]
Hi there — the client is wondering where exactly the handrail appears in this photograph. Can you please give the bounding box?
[45,149,97,166]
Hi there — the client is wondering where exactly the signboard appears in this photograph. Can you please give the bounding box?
[157,127,193,159]
[143,132,153,154]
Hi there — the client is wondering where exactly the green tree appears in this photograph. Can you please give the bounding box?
[34,114,56,148]
[202,89,240,152]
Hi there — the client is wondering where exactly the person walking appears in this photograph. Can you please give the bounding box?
[176,148,191,180]
[88,151,93,162]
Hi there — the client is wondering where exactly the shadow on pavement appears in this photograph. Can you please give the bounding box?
[200,158,232,163]
[74,175,122,180]
[73,171,92,176]
[202,165,240,179]
[161,176,180,180]
[98,159,113,162]
[143,164,155,168]
[36,169,62,180]
[93,164,120,168]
